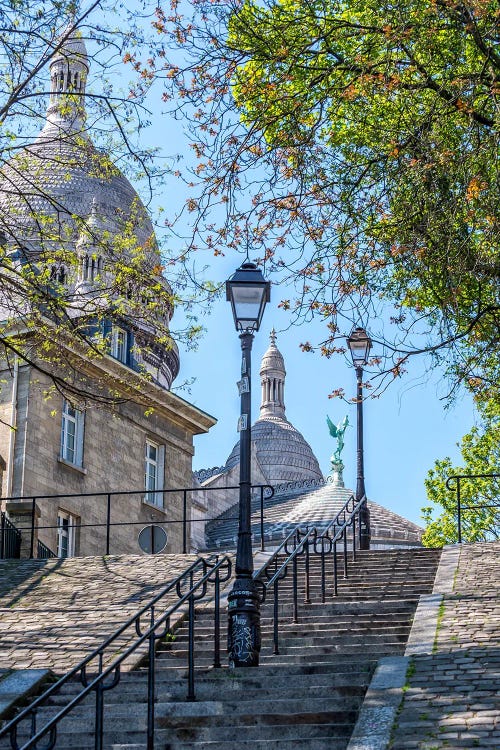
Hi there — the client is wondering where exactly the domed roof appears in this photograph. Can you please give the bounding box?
[224,331,323,484]
[0,27,179,389]
[0,136,155,251]
[260,329,285,375]
[0,28,154,254]
[225,415,323,483]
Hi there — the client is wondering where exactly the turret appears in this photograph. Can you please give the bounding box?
[259,328,286,419]
[45,26,89,133]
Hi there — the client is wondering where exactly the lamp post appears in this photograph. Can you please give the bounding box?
[226,261,270,667]
[346,326,372,551]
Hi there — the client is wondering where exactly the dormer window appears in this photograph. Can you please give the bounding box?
[50,264,67,285]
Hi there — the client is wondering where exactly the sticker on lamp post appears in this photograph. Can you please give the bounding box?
[237,376,250,394]
[238,414,248,432]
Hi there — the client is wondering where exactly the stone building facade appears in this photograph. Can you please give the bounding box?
[0,31,215,557]
[192,331,424,551]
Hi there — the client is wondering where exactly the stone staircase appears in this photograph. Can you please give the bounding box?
[391,541,500,749]
[1,547,441,749]
[0,555,199,673]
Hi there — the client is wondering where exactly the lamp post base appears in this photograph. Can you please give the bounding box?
[359,499,371,550]
[227,575,261,667]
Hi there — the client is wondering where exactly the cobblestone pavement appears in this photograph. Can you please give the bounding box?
[0,554,199,674]
[391,542,500,749]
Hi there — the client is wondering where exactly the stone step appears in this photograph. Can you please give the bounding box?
[176,618,413,631]
[115,739,349,750]
[170,625,412,641]
[155,645,399,665]
[5,725,354,750]
[159,637,408,661]
[139,661,376,679]
[167,627,412,646]
[50,679,367,705]
[11,718,356,745]
[34,695,361,724]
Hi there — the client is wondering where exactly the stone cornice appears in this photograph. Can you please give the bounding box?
[3,322,216,435]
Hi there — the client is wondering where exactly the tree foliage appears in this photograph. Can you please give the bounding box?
[155,0,499,399]
[0,0,195,404]
[422,398,500,545]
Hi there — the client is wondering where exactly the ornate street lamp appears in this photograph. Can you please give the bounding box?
[226,261,270,667]
[347,326,372,550]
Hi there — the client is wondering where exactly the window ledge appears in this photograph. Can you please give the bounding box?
[142,497,167,513]
[57,457,87,475]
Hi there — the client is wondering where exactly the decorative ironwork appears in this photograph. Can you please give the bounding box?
[271,478,325,496]
[0,554,232,750]
[0,512,21,559]
[193,467,228,482]
[253,493,367,654]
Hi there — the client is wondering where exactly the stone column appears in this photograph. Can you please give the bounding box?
[5,501,41,558]
[330,461,345,488]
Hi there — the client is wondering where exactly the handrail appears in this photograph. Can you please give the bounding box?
[253,524,307,581]
[36,539,56,559]
[265,496,364,589]
[446,473,500,543]
[252,494,360,582]
[0,554,232,750]
[2,483,273,557]
[253,493,366,654]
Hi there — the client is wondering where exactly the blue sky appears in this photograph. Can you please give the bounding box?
[84,5,477,528]
[123,59,476,530]
[177,281,476,527]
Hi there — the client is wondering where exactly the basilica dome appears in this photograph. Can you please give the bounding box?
[224,330,323,484]
[0,29,179,389]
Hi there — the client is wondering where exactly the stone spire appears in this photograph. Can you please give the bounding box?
[45,25,89,133]
[259,329,286,419]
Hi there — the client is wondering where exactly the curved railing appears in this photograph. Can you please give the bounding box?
[0,554,232,750]
[254,494,366,654]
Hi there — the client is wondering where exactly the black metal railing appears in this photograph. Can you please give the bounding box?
[254,494,366,654]
[0,554,232,750]
[2,484,273,558]
[37,539,57,558]
[446,474,500,543]
[0,511,22,559]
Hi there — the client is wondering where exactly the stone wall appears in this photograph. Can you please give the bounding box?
[190,446,269,551]
[0,364,214,556]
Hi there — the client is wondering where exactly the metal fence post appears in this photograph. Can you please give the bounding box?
[29,498,37,559]
[183,490,187,554]
[457,478,462,544]
[0,512,5,559]
[106,494,111,555]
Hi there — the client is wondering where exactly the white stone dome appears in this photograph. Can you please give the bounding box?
[225,415,323,484]
[224,331,323,484]
[0,28,179,389]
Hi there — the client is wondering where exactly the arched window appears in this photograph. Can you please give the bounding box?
[81,254,102,282]
[50,265,67,285]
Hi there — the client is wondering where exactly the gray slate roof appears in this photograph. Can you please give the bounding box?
[204,479,423,550]
[225,416,324,483]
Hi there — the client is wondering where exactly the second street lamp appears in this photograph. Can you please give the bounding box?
[226,261,270,667]
[347,326,372,551]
